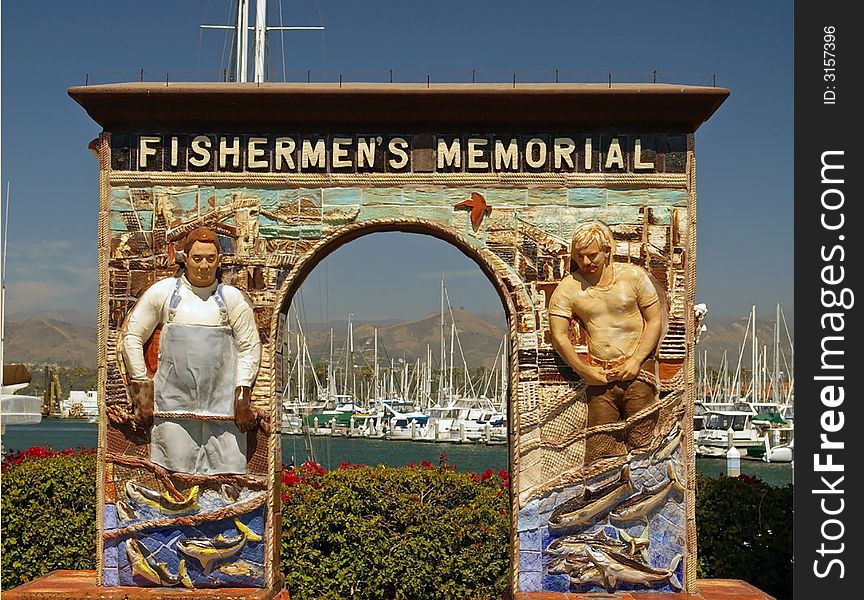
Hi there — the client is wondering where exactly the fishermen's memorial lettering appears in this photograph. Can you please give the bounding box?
[114,134,684,173]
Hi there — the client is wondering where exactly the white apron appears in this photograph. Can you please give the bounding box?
[150,279,248,475]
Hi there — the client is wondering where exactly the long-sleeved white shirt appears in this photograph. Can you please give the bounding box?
[122,275,261,387]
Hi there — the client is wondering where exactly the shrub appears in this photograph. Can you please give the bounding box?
[280,461,510,600]
[1,449,97,589]
[695,473,793,600]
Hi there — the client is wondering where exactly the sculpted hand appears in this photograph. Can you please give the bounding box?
[234,386,257,433]
[255,408,272,435]
[607,357,642,382]
[130,379,154,429]
[580,365,608,386]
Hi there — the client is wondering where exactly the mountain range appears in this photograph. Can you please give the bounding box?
[3,309,792,374]
[3,315,98,367]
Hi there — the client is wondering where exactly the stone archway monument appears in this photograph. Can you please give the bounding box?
[66,82,728,597]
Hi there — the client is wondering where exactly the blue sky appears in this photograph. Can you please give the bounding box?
[1,1,792,324]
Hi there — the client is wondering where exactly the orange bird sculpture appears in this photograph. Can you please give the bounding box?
[454,192,492,229]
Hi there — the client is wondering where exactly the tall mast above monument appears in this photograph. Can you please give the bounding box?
[201,0,324,83]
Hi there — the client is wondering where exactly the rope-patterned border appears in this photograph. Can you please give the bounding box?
[684,134,698,593]
[266,346,280,589]
[508,307,521,599]
[109,170,688,189]
[96,133,111,584]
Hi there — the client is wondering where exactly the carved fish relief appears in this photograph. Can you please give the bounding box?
[608,461,684,524]
[618,525,651,563]
[125,537,193,588]
[584,544,682,592]
[548,466,635,532]
[177,518,262,575]
[125,480,200,516]
[116,499,138,522]
[216,559,263,578]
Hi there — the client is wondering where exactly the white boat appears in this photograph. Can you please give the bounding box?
[420,394,502,443]
[1,393,43,435]
[1,364,43,436]
[693,401,708,433]
[761,433,793,463]
[384,398,430,441]
[695,402,764,456]
[751,412,793,463]
[60,390,99,422]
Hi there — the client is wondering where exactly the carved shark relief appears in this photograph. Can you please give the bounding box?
[548,466,635,533]
[585,544,682,592]
[608,462,685,524]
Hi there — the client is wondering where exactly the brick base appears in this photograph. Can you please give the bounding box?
[3,572,775,600]
[1,570,289,599]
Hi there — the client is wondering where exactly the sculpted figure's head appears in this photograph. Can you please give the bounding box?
[184,227,222,287]
[570,221,614,276]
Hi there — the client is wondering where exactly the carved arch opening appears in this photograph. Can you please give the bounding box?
[267,217,529,579]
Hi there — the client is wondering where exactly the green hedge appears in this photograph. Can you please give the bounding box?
[695,473,793,600]
[1,450,791,600]
[281,461,509,600]
[1,449,98,590]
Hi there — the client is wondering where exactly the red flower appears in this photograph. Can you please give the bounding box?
[419,460,434,469]
[481,468,495,481]
[1,446,95,470]
[301,461,327,476]
[281,471,303,486]
[737,473,763,485]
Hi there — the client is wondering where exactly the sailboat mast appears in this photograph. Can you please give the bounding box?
[774,303,781,403]
[414,358,421,405]
[1,184,8,389]
[253,0,267,83]
[750,304,757,401]
[429,345,434,407]
[328,327,333,396]
[349,315,355,398]
[373,328,379,400]
[500,338,507,408]
[449,322,455,397]
[299,333,305,406]
[235,0,250,82]
[439,278,446,403]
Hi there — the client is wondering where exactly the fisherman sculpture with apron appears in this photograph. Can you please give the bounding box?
[122,226,261,475]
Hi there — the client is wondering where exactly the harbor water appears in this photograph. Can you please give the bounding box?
[1,418,792,487]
